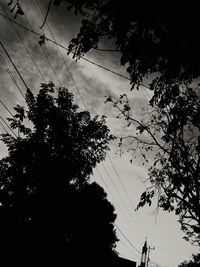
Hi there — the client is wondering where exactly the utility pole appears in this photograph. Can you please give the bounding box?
[139,239,147,267]
[146,245,155,267]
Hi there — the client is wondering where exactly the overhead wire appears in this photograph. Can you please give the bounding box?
[114,223,141,255]
[0,120,8,134]
[118,240,139,260]
[0,98,14,118]
[107,152,147,236]
[95,167,135,224]
[96,162,146,261]
[0,52,26,99]
[101,162,139,225]
[0,41,26,97]
[0,42,28,95]
[96,167,142,261]
[0,115,17,138]
[0,99,17,137]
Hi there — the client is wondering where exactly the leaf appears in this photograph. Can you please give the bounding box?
[8,0,13,6]
[17,6,24,16]
[38,35,46,46]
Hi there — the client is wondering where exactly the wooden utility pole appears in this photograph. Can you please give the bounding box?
[140,239,147,267]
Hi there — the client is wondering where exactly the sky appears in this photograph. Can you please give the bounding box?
[0,1,199,266]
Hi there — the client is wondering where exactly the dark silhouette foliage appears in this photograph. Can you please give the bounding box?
[53,1,200,89]
[106,83,200,245]
[178,253,200,267]
[0,82,117,265]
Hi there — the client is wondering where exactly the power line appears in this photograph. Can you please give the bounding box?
[0,98,14,118]
[0,53,26,99]
[79,56,130,81]
[100,161,148,243]
[0,40,27,97]
[114,223,141,255]
[0,13,136,83]
[101,162,136,221]
[95,167,133,223]
[102,158,146,240]
[118,240,139,260]
[0,120,8,134]
[0,98,17,136]
[96,166,147,259]
[0,115,17,138]
[96,168,141,258]
[107,152,147,236]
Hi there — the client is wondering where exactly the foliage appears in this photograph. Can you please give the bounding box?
[106,83,200,245]
[53,1,200,89]
[0,82,117,263]
[66,181,118,264]
[8,0,24,19]
[178,253,200,267]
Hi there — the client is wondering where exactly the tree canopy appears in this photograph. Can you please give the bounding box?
[0,82,117,265]
[53,0,200,88]
[178,253,200,267]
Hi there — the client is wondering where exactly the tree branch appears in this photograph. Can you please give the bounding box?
[40,0,53,29]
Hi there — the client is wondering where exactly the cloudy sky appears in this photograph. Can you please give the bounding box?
[0,1,199,266]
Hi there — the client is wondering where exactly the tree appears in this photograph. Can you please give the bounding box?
[0,82,117,264]
[105,83,200,245]
[52,0,200,89]
[178,253,200,267]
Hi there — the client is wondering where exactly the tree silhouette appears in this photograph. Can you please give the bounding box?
[0,82,117,264]
[53,1,200,89]
[105,83,200,245]
[66,181,118,265]
[178,253,200,267]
